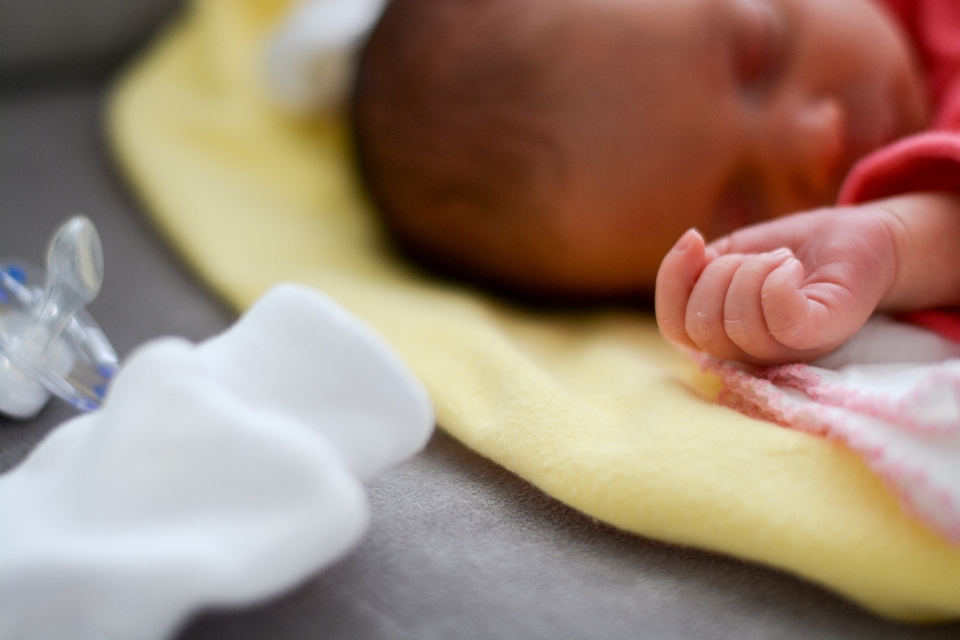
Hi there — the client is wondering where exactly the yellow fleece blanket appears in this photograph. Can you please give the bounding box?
[108,0,960,621]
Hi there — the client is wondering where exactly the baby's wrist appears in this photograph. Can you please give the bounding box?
[869,192,960,311]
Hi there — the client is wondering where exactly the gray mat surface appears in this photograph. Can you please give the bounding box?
[0,0,182,81]
[2,81,959,640]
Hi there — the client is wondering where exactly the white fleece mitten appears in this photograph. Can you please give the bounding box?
[0,284,434,640]
[198,284,434,481]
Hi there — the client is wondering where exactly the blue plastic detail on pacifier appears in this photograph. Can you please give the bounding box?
[6,265,26,285]
[0,217,119,419]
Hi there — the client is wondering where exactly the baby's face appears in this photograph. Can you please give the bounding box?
[539,0,928,294]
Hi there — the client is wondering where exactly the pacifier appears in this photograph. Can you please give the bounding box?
[0,216,119,419]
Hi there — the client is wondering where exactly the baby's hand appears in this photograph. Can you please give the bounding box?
[655,208,899,364]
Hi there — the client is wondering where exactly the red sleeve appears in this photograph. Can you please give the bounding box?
[897,309,960,342]
[837,132,960,205]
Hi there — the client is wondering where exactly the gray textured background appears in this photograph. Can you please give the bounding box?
[0,0,182,81]
[2,2,960,638]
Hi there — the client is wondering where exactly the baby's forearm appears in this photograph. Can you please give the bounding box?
[873,192,960,311]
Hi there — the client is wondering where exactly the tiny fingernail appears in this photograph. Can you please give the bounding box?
[771,248,792,258]
[675,229,698,252]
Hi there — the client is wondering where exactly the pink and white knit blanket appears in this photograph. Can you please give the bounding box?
[697,314,960,542]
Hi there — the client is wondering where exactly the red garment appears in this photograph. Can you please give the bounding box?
[838,0,960,342]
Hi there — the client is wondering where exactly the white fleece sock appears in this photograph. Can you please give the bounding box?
[198,283,434,482]
[0,284,434,640]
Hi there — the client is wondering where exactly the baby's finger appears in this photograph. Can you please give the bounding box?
[723,249,798,360]
[761,259,835,351]
[707,210,820,257]
[656,229,708,349]
[685,254,750,361]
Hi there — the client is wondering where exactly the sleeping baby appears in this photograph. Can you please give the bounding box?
[351,0,960,365]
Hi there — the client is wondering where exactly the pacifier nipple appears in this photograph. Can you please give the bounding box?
[19,218,103,368]
[0,216,118,419]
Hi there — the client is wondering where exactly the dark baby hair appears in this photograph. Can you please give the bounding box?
[351,0,574,293]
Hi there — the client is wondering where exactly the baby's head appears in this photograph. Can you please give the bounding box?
[352,0,927,298]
